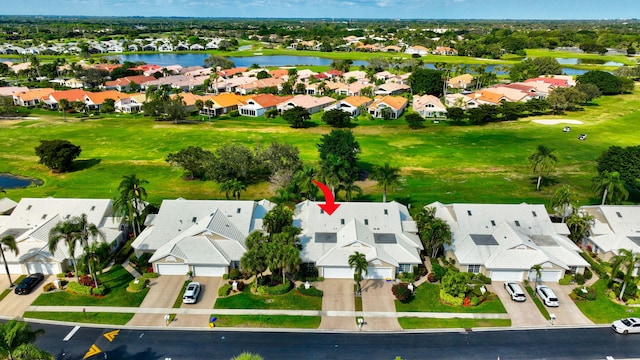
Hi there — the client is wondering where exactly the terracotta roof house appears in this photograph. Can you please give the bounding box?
[294,201,422,280]
[580,205,640,263]
[488,86,531,102]
[374,82,411,96]
[324,69,344,78]
[218,67,248,79]
[44,89,88,109]
[102,75,156,92]
[447,74,474,89]
[341,70,368,82]
[501,83,543,99]
[238,94,293,117]
[235,77,284,95]
[472,90,508,105]
[518,81,553,97]
[382,45,402,52]
[269,69,289,79]
[12,88,54,107]
[324,96,374,117]
[430,202,589,282]
[129,64,163,76]
[84,90,129,110]
[433,46,458,55]
[524,77,570,88]
[541,74,576,87]
[171,92,207,112]
[0,198,124,275]
[367,95,408,119]
[91,63,122,73]
[276,95,336,114]
[412,94,447,120]
[445,93,479,109]
[404,45,430,56]
[132,199,275,276]
[200,93,247,117]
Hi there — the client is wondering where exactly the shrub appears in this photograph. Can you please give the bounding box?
[474,273,491,284]
[265,109,278,118]
[128,254,138,265]
[138,253,152,268]
[222,274,229,280]
[297,285,324,297]
[229,268,241,280]
[439,289,464,306]
[580,253,609,280]
[42,282,56,292]
[559,274,573,285]
[67,281,92,296]
[470,296,480,306]
[392,283,413,302]
[430,258,447,281]
[257,280,292,295]
[93,285,107,296]
[571,286,597,301]
[142,272,159,279]
[427,272,438,283]
[229,110,240,117]
[218,284,232,297]
[128,278,149,291]
[78,275,94,287]
[574,273,585,285]
[583,267,593,280]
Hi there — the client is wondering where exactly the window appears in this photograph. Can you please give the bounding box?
[490,220,496,226]
[467,210,472,216]
[90,206,96,211]
[532,211,537,217]
[320,209,324,214]
[26,205,32,211]
[467,264,481,274]
[364,219,369,225]
[616,212,623,218]
[397,264,412,273]
[515,220,521,227]
[384,209,388,215]
[340,219,345,225]
[192,217,197,223]
[236,208,241,214]
[41,214,47,220]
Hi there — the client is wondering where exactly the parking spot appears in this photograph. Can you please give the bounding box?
[544,283,593,326]
[361,280,401,331]
[180,276,221,309]
[1,274,54,317]
[489,282,549,327]
[316,279,357,330]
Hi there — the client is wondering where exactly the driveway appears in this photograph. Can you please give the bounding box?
[543,283,593,326]
[361,280,401,331]
[316,279,357,330]
[0,275,53,318]
[181,276,221,310]
[127,275,186,327]
[489,282,548,327]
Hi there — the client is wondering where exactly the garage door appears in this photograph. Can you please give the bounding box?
[490,270,524,282]
[156,263,189,276]
[323,267,354,279]
[193,265,225,277]
[26,262,59,275]
[528,270,562,282]
[0,263,23,274]
[365,267,394,279]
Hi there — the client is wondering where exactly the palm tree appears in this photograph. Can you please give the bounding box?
[370,162,401,203]
[1,235,19,287]
[530,264,543,289]
[348,251,368,295]
[76,214,105,287]
[566,210,595,244]
[292,165,318,201]
[231,352,263,360]
[528,145,558,191]
[592,171,629,205]
[219,179,246,200]
[0,320,52,360]
[48,219,83,282]
[550,185,577,222]
[340,178,362,202]
[208,73,220,95]
[611,249,639,301]
[58,98,69,122]
[113,174,148,237]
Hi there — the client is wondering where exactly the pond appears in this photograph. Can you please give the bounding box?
[555,58,624,67]
[0,173,43,189]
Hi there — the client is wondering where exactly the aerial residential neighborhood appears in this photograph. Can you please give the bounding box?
[1,11,640,360]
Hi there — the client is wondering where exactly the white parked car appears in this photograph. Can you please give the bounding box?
[612,318,640,334]
[182,282,201,304]
[504,281,526,302]
[536,285,559,307]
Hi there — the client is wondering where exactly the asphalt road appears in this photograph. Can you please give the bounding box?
[30,322,640,360]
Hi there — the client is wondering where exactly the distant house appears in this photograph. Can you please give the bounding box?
[323,96,374,117]
[158,43,173,52]
[235,78,284,95]
[102,75,156,92]
[472,90,508,105]
[238,94,293,117]
[445,93,479,109]
[12,88,54,107]
[447,74,474,89]
[412,94,447,120]
[0,86,28,97]
[326,81,372,97]
[200,93,247,117]
[367,95,408,119]
[84,90,130,111]
[581,205,640,264]
[404,45,430,56]
[276,95,335,114]
[218,67,248,79]
[115,94,145,113]
[432,46,458,55]
[374,82,411,96]
[43,89,88,109]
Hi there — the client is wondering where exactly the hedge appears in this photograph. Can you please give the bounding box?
[93,285,107,295]
[580,252,609,280]
[67,281,92,296]
[257,280,291,295]
[218,284,232,297]
[142,272,159,279]
[128,278,149,291]
[439,288,463,306]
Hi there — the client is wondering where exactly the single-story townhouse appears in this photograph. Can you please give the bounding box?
[0,86,29,97]
[199,93,247,117]
[238,94,293,117]
[445,93,479,109]
[0,198,125,275]
[374,82,411,96]
[132,199,275,276]
[115,93,146,113]
[276,95,336,114]
[430,202,589,283]
[412,94,447,120]
[367,95,408,119]
[43,89,88,109]
[102,75,155,92]
[323,96,374,117]
[580,205,640,264]
[488,86,532,102]
[295,201,423,279]
[325,81,372,97]
[447,74,474,89]
[235,78,284,95]
[12,88,54,107]
[472,90,508,105]
[405,45,430,56]
[84,90,130,111]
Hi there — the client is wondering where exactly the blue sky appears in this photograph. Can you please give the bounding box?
[2,0,638,19]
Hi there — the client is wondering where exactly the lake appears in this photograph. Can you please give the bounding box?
[555,58,624,67]
[0,173,41,189]
[115,54,368,68]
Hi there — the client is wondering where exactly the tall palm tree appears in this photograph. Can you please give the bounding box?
[219,179,246,200]
[565,211,595,244]
[292,165,318,201]
[58,98,69,122]
[208,72,220,95]
[592,170,629,205]
[370,162,401,203]
[76,214,105,287]
[550,185,577,223]
[48,219,83,282]
[348,251,368,295]
[231,352,264,360]
[528,145,558,191]
[113,174,148,237]
[530,264,543,289]
[0,320,52,360]
[1,235,19,287]
[340,178,362,202]
[611,249,639,301]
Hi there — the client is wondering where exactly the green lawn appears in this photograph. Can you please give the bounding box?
[575,279,640,323]
[395,283,506,313]
[214,286,322,310]
[210,315,321,329]
[2,88,640,208]
[0,275,25,303]
[31,265,148,307]
[525,284,551,320]
[23,311,134,325]
[398,317,511,329]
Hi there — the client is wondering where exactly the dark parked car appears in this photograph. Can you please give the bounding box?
[14,273,45,295]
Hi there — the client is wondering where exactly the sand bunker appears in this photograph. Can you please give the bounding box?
[532,119,584,125]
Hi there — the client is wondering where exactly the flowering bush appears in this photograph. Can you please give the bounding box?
[392,283,413,302]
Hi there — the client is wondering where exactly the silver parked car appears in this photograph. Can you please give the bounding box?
[536,284,559,307]
[612,318,640,334]
[182,282,201,304]
[504,281,526,302]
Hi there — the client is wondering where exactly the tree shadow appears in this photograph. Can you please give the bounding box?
[73,158,102,172]
[530,176,560,189]
[106,345,164,360]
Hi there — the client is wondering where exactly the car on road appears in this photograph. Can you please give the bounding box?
[504,281,526,302]
[536,284,559,307]
[612,318,640,334]
[182,282,201,304]
[14,273,45,295]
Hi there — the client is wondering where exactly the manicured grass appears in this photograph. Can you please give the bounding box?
[0,275,25,302]
[2,88,640,208]
[355,295,363,312]
[210,315,321,329]
[525,284,551,320]
[23,311,134,325]
[398,317,511,329]
[31,265,148,307]
[214,285,322,310]
[395,283,507,313]
[575,279,640,323]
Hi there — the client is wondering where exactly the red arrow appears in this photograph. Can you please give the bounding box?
[312,179,340,215]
